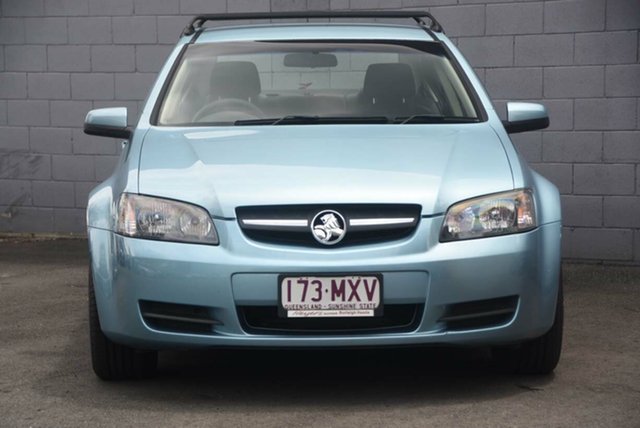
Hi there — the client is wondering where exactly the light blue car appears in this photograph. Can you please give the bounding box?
[84,11,562,380]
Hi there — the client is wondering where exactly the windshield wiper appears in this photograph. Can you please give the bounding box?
[234,115,478,126]
[271,115,319,125]
[233,115,316,126]
[397,115,480,124]
[234,115,391,126]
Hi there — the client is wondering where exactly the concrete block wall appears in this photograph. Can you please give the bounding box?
[0,0,639,263]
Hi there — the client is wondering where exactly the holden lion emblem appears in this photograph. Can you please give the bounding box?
[311,210,347,245]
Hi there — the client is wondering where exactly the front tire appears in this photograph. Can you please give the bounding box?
[89,269,158,380]
[493,278,564,375]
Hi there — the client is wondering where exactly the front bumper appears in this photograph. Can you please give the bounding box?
[89,218,561,349]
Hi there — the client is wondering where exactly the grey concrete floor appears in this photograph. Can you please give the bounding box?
[0,238,639,427]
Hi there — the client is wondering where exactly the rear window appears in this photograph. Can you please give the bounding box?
[156,40,480,126]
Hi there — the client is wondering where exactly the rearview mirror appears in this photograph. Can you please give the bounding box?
[284,52,338,68]
[84,107,131,139]
[502,102,549,134]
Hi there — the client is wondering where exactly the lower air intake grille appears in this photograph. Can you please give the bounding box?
[439,296,518,331]
[139,300,222,335]
[238,304,423,335]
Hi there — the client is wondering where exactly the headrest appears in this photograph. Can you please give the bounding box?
[362,63,415,102]
[210,61,261,100]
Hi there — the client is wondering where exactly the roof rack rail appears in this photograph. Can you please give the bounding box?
[181,11,444,37]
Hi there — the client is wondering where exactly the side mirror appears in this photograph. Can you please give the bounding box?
[84,107,131,139]
[502,102,549,134]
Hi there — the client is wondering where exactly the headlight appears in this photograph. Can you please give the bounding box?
[440,189,536,242]
[116,193,218,245]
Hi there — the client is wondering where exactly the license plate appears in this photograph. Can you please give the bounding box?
[278,274,383,318]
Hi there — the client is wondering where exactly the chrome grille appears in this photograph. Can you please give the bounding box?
[236,204,421,247]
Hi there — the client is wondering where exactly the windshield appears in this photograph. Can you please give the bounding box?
[156,40,480,126]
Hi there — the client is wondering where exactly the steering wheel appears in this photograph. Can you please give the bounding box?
[193,98,264,122]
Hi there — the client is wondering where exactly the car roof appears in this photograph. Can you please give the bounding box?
[194,23,436,44]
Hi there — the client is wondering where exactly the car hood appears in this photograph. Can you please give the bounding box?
[138,124,513,218]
